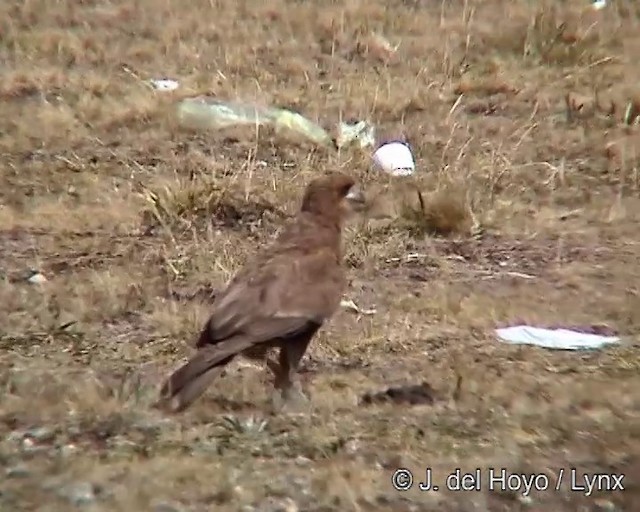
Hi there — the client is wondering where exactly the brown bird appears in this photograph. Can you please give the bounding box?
[157,171,364,413]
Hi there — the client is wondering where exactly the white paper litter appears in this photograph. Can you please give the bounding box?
[27,271,48,284]
[336,120,376,149]
[591,0,606,10]
[372,141,415,176]
[340,298,377,316]
[496,325,620,351]
[149,79,179,91]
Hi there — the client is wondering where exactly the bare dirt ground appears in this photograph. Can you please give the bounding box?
[2,0,640,510]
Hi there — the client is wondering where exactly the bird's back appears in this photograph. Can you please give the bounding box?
[196,210,345,348]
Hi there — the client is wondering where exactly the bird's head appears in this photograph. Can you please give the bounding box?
[301,172,365,221]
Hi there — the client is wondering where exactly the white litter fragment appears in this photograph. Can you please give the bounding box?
[232,359,263,371]
[496,325,620,351]
[372,141,415,176]
[480,271,536,281]
[27,271,47,284]
[385,253,427,264]
[336,120,376,149]
[368,32,400,59]
[404,252,427,262]
[340,298,377,316]
[149,78,179,91]
[591,0,606,10]
[505,271,536,280]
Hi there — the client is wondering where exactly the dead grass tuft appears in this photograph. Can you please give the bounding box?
[400,181,473,237]
[357,177,472,236]
[139,175,287,236]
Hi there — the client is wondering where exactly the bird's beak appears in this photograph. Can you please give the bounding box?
[345,185,366,205]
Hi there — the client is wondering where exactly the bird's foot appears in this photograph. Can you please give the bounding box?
[271,386,310,414]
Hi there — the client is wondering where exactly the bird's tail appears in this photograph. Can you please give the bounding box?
[157,337,255,413]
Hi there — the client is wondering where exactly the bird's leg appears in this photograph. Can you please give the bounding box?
[242,345,293,396]
[271,337,311,411]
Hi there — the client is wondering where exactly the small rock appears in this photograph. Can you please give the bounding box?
[5,464,30,478]
[59,443,79,457]
[291,477,311,497]
[21,437,48,454]
[294,455,311,466]
[517,494,534,506]
[344,438,361,455]
[153,502,184,512]
[254,497,298,512]
[25,426,55,441]
[6,430,25,442]
[594,499,618,512]
[61,482,96,506]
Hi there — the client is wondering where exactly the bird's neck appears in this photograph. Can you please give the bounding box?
[299,211,343,253]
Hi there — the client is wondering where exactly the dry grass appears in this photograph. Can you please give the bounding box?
[1,0,640,510]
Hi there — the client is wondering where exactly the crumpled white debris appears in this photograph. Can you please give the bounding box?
[27,271,48,284]
[149,78,180,91]
[372,141,415,176]
[496,325,620,351]
[340,298,377,316]
[336,120,376,149]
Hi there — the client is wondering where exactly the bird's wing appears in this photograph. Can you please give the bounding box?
[198,244,344,348]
